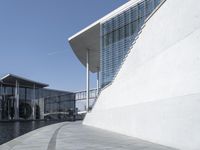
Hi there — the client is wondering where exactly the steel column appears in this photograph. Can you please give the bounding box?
[32,84,36,120]
[96,67,100,95]
[15,80,19,120]
[0,84,2,120]
[86,49,90,111]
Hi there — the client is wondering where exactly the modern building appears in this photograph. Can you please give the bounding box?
[69,0,200,149]
[69,0,163,110]
[0,74,74,120]
[0,73,98,121]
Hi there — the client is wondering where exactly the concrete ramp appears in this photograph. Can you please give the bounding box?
[84,0,200,149]
[0,122,175,150]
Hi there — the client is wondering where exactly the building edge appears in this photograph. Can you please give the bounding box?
[83,0,200,149]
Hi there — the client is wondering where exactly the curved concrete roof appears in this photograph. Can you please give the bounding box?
[68,0,141,73]
[69,23,100,73]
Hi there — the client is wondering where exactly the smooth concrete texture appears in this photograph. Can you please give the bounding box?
[84,0,200,149]
[0,122,175,150]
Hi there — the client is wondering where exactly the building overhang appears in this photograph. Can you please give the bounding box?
[68,0,141,73]
[68,22,100,73]
[0,74,48,89]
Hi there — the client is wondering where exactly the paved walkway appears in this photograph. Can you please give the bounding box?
[0,121,177,150]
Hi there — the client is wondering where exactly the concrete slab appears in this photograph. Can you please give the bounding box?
[0,122,177,150]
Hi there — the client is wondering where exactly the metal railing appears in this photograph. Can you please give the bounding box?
[44,89,98,119]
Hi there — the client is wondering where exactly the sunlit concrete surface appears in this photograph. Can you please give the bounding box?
[0,122,176,150]
[83,0,200,149]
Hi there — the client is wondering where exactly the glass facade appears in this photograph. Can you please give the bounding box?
[44,89,97,114]
[75,89,97,112]
[44,93,75,114]
[44,89,97,120]
[0,85,40,120]
[0,81,97,120]
[0,83,72,120]
[101,0,162,88]
[0,74,98,120]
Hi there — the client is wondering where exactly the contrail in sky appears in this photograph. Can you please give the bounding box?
[47,50,66,56]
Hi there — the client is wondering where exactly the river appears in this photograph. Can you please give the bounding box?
[0,120,63,145]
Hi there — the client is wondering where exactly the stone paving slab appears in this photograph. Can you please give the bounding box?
[0,121,177,150]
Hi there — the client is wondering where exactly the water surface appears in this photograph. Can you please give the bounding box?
[0,120,62,145]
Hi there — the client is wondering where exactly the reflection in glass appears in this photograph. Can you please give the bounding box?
[101,0,162,88]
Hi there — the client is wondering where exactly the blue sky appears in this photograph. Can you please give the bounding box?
[0,0,127,91]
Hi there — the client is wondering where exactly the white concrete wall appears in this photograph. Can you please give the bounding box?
[84,0,200,149]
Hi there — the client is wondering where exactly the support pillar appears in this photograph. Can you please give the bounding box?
[25,88,27,119]
[15,80,19,120]
[96,67,100,95]
[3,87,6,120]
[32,84,36,120]
[39,97,44,120]
[0,84,2,120]
[0,83,2,95]
[86,49,90,111]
